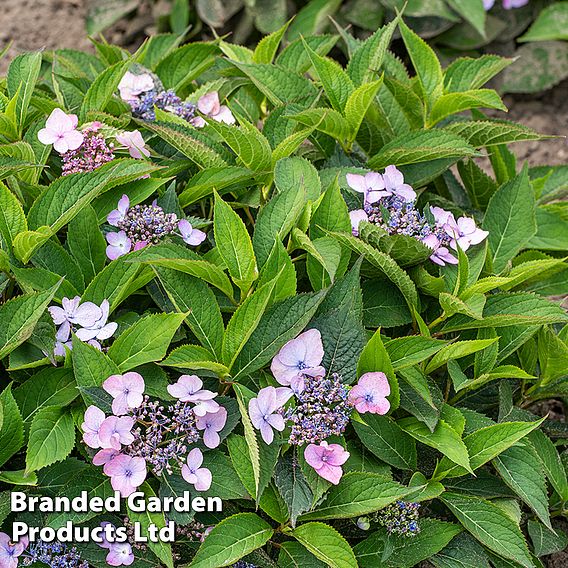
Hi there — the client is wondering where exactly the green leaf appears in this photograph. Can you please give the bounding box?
[445,0,486,37]
[274,156,321,201]
[493,443,551,529]
[434,418,545,479]
[431,532,491,568]
[527,519,568,557]
[189,512,273,568]
[368,129,477,169]
[288,108,350,145]
[446,120,547,148]
[310,178,351,240]
[160,345,229,375]
[80,60,129,120]
[214,193,258,293]
[528,429,568,502]
[287,0,342,39]
[107,312,186,371]
[26,407,74,473]
[444,55,514,93]
[428,90,506,127]
[353,414,417,470]
[519,3,568,42]
[253,20,291,64]
[257,238,297,302]
[0,284,59,360]
[425,338,499,373]
[440,492,535,568]
[299,472,412,521]
[344,79,383,143]
[0,385,24,468]
[274,452,313,526]
[399,19,443,109]
[357,328,399,411]
[290,522,357,568]
[279,542,327,568]
[0,180,27,248]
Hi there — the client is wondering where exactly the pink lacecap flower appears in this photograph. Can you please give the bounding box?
[82,405,107,448]
[103,372,145,416]
[430,206,454,227]
[167,375,217,403]
[98,416,135,450]
[346,171,388,204]
[196,407,227,449]
[104,454,147,497]
[94,448,121,467]
[349,209,369,237]
[97,522,135,566]
[271,329,325,390]
[0,532,28,568]
[444,216,489,252]
[304,441,350,485]
[503,0,529,7]
[195,92,236,126]
[37,108,84,154]
[178,219,207,246]
[249,386,293,445]
[382,165,416,202]
[49,296,101,328]
[75,299,118,342]
[115,130,150,160]
[349,372,391,414]
[53,321,72,357]
[181,448,212,491]
[106,230,132,260]
[108,195,130,227]
[422,234,458,267]
[118,71,154,102]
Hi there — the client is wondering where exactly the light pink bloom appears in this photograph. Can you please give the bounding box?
[346,171,388,204]
[82,405,106,448]
[75,299,118,342]
[48,296,102,328]
[382,165,416,202]
[53,321,72,357]
[106,542,135,566]
[107,195,130,227]
[304,441,350,485]
[196,407,227,449]
[181,448,212,491]
[98,416,135,450]
[444,216,489,252]
[167,375,218,415]
[249,386,293,444]
[106,230,132,260]
[0,532,28,568]
[430,206,454,227]
[422,234,458,267]
[118,71,154,102]
[104,454,147,497]
[116,130,150,159]
[196,92,235,125]
[503,0,528,8]
[349,372,391,414]
[483,0,495,8]
[178,219,207,246]
[271,329,325,389]
[97,522,114,550]
[37,108,84,154]
[349,209,369,237]
[94,448,121,467]
[103,372,145,416]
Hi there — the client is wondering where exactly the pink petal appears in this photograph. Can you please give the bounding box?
[198,92,220,115]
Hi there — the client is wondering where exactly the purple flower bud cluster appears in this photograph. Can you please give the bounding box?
[285,373,352,445]
[20,541,88,568]
[176,521,213,543]
[231,562,257,568]
[61,125,115,176]
[130,89,197,123]
[125,396,201,476]
[374,500,421,537]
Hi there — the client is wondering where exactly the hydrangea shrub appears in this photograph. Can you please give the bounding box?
[0,12,567,568]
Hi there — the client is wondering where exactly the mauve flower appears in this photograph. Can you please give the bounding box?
[167,375,218,416]
[349,209,369,237]
[349,372,391,414]
[94,448,121,466]
[503,0,529,8]
[443,216,489,252]
[37,108,84,154]
[181,448,212,491]
[382,165,416,202]
[98,416,135,450]
[249,386,293,444]
[106,230,132,260]
[346,171,388,204]
[106,542,135,566]
[422,234,458,267]
[53,321,72,357]
[75,299,118,342]
[196,92,235,125]
[0,532,28,568]
[104,454,147,497]
[196,407,227,449]
[48,296,101,328]
[430,206,454,227]
[107,195,130,227]
[483,0,495,8]
[304,441,350,485]
[271,329,325,389]
[178,219,207,246]
[82,405,106,448]
[118,71,154,102]
[115,130,150,159]
[103,372,145,416]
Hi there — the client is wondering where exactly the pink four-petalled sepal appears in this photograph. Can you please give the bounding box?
[304,441,350,485]
[37,108,84,154]
[181,447,212,491]
[103,372,145,416]
[348,372,391,415]
[249,386,294,444]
